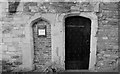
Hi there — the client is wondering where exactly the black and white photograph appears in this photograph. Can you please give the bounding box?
[0,0,119,73]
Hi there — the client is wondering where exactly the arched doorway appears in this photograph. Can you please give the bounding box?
[32,18,51,70]
[65,16,91,70]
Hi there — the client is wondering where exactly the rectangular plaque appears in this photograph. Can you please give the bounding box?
[37,25,46,37]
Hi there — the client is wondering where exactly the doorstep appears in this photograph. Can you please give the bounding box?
[65,70,93,72]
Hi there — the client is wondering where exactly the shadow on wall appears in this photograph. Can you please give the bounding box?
[2,55,22,72]
[8,0,20,14]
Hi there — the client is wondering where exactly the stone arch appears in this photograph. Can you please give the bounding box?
[21,13,52,70]
[21,12,97,71]
[52,12,98,71]
[64,12,98,71]
[31,17,50,27]
[31,17,51,70]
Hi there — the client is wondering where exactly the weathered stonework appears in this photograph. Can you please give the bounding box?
[95,2,119,72]
[32,19,51,71]
[1,1,119,72]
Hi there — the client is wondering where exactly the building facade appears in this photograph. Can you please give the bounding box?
[0,0,119,72]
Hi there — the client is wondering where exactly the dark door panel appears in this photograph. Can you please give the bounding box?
[65,16,91,70]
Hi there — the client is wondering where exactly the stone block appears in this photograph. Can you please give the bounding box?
[13,15,30,24]
[101,20,109,25]
[79,2,99,12]
[11,30,25,38]
[17,2,24,12]
[17,34,25,38]
[93,2,100,12]
[2,25,13,34]
[2,44,8,51]
[7,46,16,52]
[71,6,80,11]
[23,2,37,12]
[100,2,118,11]
[5,51,16,55]
[0,54,2,60]
[2,33,11,38]
[97,42,106,49]
[13,16,23,22]
[29,6,39,12]
[97,66,118,72]
[105,18,118,22]
[11,55,22,64]
[107,21,118,25]
[2,54,11,60]
[113,45,118,49]
[0,45,2,54]
[2,16,13,22]
[108,37,118,43]
[3,38,12,43]
[96,60,104,66]
[97,40,118,51]
[102,10,118,19]
[25,2,37,6]
[83,5,94,11]
[102,37,108,40]
[97,26,118,39]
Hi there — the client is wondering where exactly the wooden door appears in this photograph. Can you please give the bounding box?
[65,16,91,70]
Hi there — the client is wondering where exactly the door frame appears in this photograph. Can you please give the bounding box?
[22,12,98,71]
[61,12,98,71]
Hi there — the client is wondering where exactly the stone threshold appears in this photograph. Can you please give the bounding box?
[65,70,92,72]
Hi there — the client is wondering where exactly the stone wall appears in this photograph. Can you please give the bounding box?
[95,2,119,72]
[33,20,51,71]
[1,2,31,71]
[1,1,119,72]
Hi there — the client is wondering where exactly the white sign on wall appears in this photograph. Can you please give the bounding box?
[38,29,46,35]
